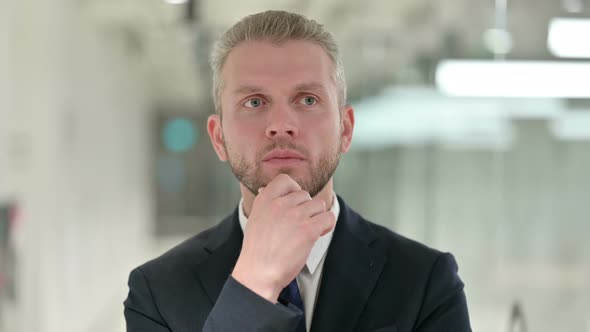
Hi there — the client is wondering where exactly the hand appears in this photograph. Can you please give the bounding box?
[231,173,336,303]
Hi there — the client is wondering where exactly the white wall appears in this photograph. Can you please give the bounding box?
[0,0,17,202]
[1,0,154,331]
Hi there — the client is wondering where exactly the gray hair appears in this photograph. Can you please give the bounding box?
[209,10,347,114]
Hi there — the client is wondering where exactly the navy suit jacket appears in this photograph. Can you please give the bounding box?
[124,196,471,331]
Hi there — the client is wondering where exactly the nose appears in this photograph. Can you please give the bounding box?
[265,105,299,139]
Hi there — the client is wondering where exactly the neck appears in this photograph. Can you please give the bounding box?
[240,179,335,218]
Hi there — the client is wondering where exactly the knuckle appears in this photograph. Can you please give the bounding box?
[319,212,335,227]
[278,173,292,184]
[328,211,336,222]
[298,190,311,201]
[272,198,285,212]
[314,200,325,211]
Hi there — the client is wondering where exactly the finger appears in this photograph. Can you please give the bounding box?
[309,211,337,237]
[275,190,312,209]
[262,173,301,199]
[295,198,326,219]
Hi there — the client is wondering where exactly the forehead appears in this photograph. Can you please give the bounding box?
[221,40,335,95]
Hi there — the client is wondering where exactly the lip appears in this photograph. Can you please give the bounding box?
[262,149,305,162]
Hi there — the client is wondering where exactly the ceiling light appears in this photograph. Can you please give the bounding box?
[164,0,188,4]
[436,60,590,98]
[548,18,590,58]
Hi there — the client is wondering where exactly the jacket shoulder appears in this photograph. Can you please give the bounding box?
[354,214,468,330]
[134,220,227,278]
[366,216,441,258]
[359,215,448,279]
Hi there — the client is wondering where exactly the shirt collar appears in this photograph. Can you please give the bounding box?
[238,192,340,274]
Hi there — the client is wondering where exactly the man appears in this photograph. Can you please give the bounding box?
[124,10,471,332]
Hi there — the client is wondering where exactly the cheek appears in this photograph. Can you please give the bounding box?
[317,119,341,143]
[224,115,263,136]
[223,127,259,159]
[305,122,340,158]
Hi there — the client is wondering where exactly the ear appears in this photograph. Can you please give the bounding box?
[207,114,228,161]
[340,105,355,153]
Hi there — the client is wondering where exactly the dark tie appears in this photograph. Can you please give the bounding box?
[279,279,306,332]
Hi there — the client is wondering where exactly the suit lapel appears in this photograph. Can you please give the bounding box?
[310,196,386,332]
[195,207,244,305]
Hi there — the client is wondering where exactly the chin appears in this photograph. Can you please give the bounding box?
[261,171,307,187]
[263,167,300,179]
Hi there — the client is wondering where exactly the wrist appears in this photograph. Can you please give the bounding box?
[232,263,282,303]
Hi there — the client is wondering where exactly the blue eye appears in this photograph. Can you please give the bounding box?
[244,98,264,108]
[300,96,317,106]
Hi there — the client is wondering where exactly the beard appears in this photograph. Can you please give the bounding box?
[224,138,341,198]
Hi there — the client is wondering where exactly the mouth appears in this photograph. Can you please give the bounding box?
[262,149,305,166]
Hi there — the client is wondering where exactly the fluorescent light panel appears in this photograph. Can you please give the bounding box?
[436,60,590,98]
[548,18,590,58]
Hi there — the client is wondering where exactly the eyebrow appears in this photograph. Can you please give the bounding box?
[293,82,328,94]
[232,82,329,96]
[233,85,264,95]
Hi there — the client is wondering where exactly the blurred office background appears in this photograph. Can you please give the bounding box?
[1,0,589,331]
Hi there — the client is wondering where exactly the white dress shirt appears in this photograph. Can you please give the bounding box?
[238,193,340,331]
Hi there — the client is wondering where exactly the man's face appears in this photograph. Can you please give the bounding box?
[207,40,354,197]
